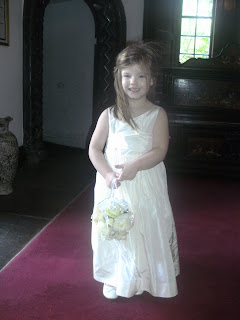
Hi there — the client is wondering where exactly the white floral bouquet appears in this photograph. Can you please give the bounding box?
[91,197,134,241]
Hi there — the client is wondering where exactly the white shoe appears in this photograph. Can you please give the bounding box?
[135,290,144,295]
[103,284,118,299]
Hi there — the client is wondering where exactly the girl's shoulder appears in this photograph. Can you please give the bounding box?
[152,105,168,118]
[98,106,115,119]
[152,104,165,112]
[96,108,109,128]
[108,105,120,121]
[150,106,169,132]
[99,106,117,126]
[148,106,168,129]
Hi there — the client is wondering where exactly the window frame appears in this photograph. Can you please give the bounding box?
[178,0,217,64]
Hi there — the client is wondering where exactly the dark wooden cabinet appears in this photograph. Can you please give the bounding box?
[144,0,240,177]
[159,44,240,177]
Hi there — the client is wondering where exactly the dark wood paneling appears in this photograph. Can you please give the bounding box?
[161,44,240,177]
[144,1,240,177]
[143,0,180,66]
[172,79,240,110]
[213,0,240,56]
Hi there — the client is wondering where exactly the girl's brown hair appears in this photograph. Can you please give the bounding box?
[112,41,162,129]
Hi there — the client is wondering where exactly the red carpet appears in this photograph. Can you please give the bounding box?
[0,176,239,320]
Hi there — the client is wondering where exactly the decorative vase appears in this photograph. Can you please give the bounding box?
[0,117,19,195]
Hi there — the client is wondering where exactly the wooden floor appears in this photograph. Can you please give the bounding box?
[0,142,95,270]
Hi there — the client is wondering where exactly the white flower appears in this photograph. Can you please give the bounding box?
[92,197,134,241]
[113,214,132,233]
[96,221,113,240]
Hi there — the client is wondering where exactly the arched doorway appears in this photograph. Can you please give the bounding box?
[23,0,126,165]
[43,0,95,149]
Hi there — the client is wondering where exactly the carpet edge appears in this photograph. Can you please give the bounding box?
[0,182,94,273]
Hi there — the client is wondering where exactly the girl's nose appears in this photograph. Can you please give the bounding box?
[130,76,137,85]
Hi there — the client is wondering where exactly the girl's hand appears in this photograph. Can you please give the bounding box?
[115,162,138,182]
[105,171,121,189]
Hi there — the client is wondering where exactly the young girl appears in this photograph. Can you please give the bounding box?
[89,42,179,299]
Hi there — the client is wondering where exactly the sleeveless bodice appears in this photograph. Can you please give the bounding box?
[105,106,159,158]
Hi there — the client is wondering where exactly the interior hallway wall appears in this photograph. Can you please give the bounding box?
[121,0,144,41]
[43,0,95,148]
[0,0,24,146]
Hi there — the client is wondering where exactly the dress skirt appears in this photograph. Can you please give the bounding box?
[91,106,180,298]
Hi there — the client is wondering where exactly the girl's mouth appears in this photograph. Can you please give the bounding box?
[129,88,140,92]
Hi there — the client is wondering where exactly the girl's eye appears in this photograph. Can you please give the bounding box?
[123,74,130,78]
[139,75,145,78]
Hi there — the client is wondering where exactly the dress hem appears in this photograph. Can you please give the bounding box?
[93,275,179,298]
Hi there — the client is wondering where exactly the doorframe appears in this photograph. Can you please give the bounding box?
[23,0,126,165]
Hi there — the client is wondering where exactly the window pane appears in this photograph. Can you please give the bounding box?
[197,0,213,17]
[180,0,214,63]
[182,0,197,16]
[180,36,195,54]
[196,18,212,36]
[179,54,194,63]
[181,18,196,36]
[195,54,209,59]
[195,37,210,54]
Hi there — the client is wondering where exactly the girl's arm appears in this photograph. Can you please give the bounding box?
[88,109,120,188]
[115,107,169,182]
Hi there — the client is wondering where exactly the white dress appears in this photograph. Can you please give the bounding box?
[91,105,180,298]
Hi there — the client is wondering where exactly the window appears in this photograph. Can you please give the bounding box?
[179,0,216,63]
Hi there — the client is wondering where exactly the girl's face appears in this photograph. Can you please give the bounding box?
[121,64,153,102]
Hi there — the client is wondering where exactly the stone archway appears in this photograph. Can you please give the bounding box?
[23,0,126,165]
